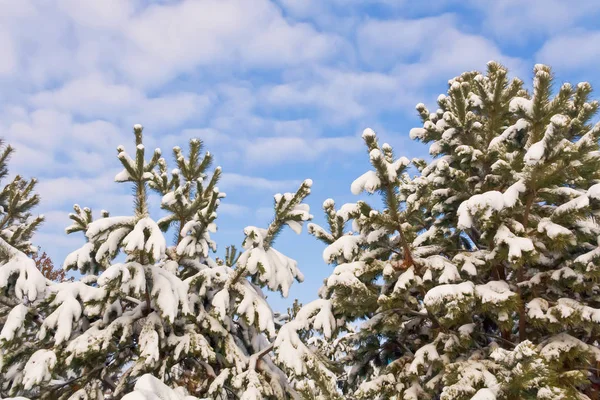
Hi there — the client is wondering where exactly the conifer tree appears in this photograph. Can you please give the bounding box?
[278,62,600,399]
[0,125,312,399]
[0,139,47,372]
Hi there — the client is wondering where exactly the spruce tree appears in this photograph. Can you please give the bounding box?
[0,125,312,399]
[0,139,47,381]
[278,62,600,399]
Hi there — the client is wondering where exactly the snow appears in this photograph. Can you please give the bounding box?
[235,280,276,336]
[574,240,600,266]
[323,235,363,263]
[413,225,438,247]
[503,180,526,208]
[22,349,57,390]
[168,328,214,363]
[509,97,533,115]
[139,318,161,366]
[537,218,574,241]
[38,287,83,344]
[337,203,359,221]
[489,119,529,150]
[394,266,420,291]
[553,195,589,215]
[440,360,499,400]
[328,261,370,294]
[524,140,545,165]
[471,388,496,400]
[238,243,304,298]
[588,183,600,200]
[0,242,47,301]
[442,128,457,140]
[274,325,312,376]
[362,128,376,140]
[285,204,312,235]
[123,217,167,261]
[550,114,568,126]
[351,170,381,195]
[410,128,426,140]
[310,300,336,339]
[369,148,381,161]
[122,374,200,400]
[550,298,600,324]
[96,227,130,262]
[115,169,132,182]
[469,94,483,108]
[475,281,516,305]
[458,323,475,337]
[539,333,596,361]
[494,225,534,260]
[63,242,94,271]
[457,181,525,229]
[354,374,395,398]
[408,343,439,374]
[0,304,28,341]
[150,265,191,323]
[424,281,475,308]
[86,216,135,239]
[422,256,460,284]
[453,252,485,276]
[404,383,425,400]
[273,299,340,391]
[99,262,143,298]
[526,298,550,321]
[133,124,143,131]
[211,289,230,320]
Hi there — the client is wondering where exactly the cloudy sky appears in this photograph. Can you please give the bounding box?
[1,0,599,311]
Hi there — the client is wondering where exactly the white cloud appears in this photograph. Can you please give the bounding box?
[119,0,343,86]
[0,28,17,75]
[244,136,363,165]
[177,127,363,167]
[35,232,82,255]
[467,0,600,41]
[36,172,120,208]
[536,30,600,72]
[218,203,250,217]
[0,109,124,175]
[30,75,212,129]
[357,15,453,68]
[56,0,135,30]
[258,12,523,126]
[0,0,343,91]
[261,68,408,123]
[221,173,300,192]
[255,206,275,222]
[357,13,525,81]
[30,75,143,116]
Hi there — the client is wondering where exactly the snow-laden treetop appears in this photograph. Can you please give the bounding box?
[0,125,313,399]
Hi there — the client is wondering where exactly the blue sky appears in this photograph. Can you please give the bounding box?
[1,0,600,312]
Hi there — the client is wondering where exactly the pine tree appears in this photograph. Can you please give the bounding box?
[0,139,46,304]
[0,125,313,399]
[274,130,423,398]
[278,62,600,399]
[0,139,47,382]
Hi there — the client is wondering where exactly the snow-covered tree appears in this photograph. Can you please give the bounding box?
[0,140,44,260]
[0,125,313,399]
[277,62,600,399]
[0,138,47,376]
[274,129,423,398]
